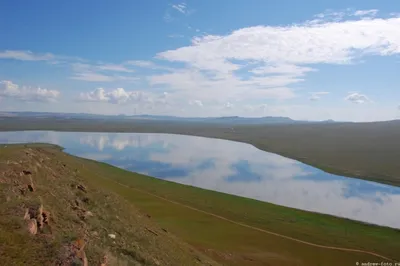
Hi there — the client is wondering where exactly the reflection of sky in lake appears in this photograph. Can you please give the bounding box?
[1,131,400,229]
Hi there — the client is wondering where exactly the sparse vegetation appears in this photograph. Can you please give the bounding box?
[0,144,218,266]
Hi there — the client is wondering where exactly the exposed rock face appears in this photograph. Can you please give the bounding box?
[27,218,38,235]
[23,208,30,220]
[23,205,51,234]
[42,210,50,224]
[37,205,44,229]
[28,176,35,192]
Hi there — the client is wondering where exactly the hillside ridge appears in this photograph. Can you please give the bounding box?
[0,144,218,266]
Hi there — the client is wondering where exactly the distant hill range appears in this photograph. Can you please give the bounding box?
[0,112,337,125]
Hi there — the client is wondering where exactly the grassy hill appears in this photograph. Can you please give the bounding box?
[0,144,218,266]
[1,144,400,265]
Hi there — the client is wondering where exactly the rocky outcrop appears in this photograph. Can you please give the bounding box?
[23,204,51,234]
[27,218,38,235]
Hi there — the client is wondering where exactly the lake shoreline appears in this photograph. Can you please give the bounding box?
[1,131,399,230]
[1,117,400,187]
[1,143,400,265]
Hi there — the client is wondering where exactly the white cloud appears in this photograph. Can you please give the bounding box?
[79,88,141,104]
[0,50,82,64]
[124,60,155,68]
[153,13,400,105]
[78,87,167,106]
[171,3,187,14]
[0,50,55,61]
[0,80,60,102]
[2,11,400,121]
[70,63,137,82]
[311,10,347,23]
[95,63,135,73]
[124,60,174,72]
[345,92,371,104]
[354,9,378,17]
[309,91,330,101]
[71,72,138,82]
[0,51,140,82]
[71,72,113,82]
[310,9,379,24]
[164,3,193,22]
[250,64,316,76]
[149,67,297,103]
[159,16,400,66]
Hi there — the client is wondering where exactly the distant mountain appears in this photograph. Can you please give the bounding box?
[2,111,337,125]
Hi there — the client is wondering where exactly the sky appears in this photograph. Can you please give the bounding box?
[0,0,400,122]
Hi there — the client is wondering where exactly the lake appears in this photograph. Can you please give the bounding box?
[1,131,399,229]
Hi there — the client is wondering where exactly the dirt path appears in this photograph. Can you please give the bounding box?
[96,172,395,262]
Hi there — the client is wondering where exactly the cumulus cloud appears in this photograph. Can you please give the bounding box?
[78,87,168,105]
[153,12,400,104]
[79,88,143,104]
[159,15,400,66]
[0,80,60,102]
[345,92,371,104]
[309,91,330,101]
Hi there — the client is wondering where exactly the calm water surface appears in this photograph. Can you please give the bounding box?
[1,131,399,229]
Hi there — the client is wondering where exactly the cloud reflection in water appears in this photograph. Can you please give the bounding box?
[1,131,400,229]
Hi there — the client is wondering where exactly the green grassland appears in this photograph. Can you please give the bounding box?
[1,144,399,265]
[1,117,400,187]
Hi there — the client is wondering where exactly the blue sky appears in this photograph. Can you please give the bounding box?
[0,0,399,121]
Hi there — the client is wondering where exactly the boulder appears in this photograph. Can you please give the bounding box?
[27,219,37,235]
